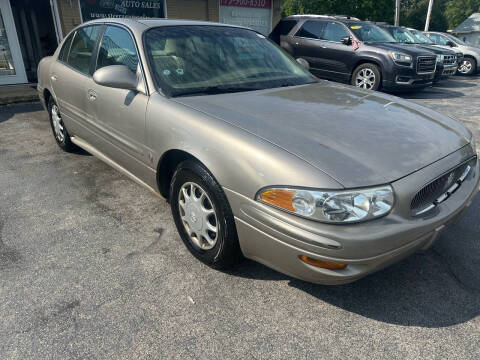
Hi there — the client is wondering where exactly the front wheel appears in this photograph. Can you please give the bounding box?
[457,57,476,75]
[351,63,381,90]
[170,160,242,269]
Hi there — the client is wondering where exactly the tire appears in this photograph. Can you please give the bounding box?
[169,160,242,269]
[351,63,381,90]
[457,57,476,76]
[47,97,77,152]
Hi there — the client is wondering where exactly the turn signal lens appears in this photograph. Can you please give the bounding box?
[299,255,347,270]
[259,189,295,212]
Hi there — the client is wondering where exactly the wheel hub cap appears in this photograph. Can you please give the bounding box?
[178,182,218,250]
[355,68,376,89]
[51,105,65,142]
[458,60,472,74]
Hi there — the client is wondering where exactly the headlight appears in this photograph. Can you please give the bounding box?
[436,54,444,63]
[389,52,412,65]
[256,185,394,224]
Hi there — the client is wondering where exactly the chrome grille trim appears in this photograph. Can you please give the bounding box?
[416,55,436,74]
[443,55,456,65]
[411,157,477,216]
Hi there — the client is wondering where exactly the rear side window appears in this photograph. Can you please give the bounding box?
[96,26,139,72]
[269,20,298,43]
[429,33,449,45]
[322,22,350,42]
[58,34,74,62]
[66,25,101,75]
[296,21,325,40]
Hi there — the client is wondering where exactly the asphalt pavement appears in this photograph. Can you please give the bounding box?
[1,76,479,359]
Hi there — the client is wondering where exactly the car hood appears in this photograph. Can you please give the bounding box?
[174,82,470,188]
[365,42,434,56]
[413,44,454,55]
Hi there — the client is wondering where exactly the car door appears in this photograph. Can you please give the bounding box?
[50,25,102,139]
[85,24,150,172]
[317,21,355,81]
[291,20,331,78]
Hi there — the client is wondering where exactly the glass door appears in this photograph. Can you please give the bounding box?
[0,0,27,84]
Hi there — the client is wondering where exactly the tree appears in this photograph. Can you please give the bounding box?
[401,0,448,31]
[281,0,480,31]
[444,0,480,29]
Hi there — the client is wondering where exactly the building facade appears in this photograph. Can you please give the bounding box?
[0,0,281,85]
[453,12,480,48]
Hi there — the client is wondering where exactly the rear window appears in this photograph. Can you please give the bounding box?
[269,20,298,44]
[296,21,325,40]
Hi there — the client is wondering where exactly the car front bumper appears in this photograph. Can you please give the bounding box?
[225,147,479,285]
[382,64,435,90]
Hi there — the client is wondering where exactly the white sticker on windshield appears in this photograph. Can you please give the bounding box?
[176,68,184,75]
[163,69,170,75]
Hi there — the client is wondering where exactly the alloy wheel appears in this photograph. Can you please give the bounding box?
[51,104,66,142]
[458,60,472,74]
[178,182,218,250]
[355,68,376,89]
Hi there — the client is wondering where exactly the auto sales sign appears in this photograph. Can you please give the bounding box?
[80,0,166,22]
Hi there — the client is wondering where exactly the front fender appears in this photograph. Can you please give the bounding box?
[146,93,343,200]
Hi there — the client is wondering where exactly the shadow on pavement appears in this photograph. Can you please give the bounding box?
[0,102,43,124]
[400,87,466,100]
[230,195,480,328]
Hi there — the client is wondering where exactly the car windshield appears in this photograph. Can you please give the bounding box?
[144,25,317,97]
[409,29,434,44]
[387,27,418,44]
[347,23,396,43]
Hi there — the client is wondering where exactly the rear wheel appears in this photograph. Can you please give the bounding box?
[170,160,242,269]
[457,57,476,75]
[48,97,77,152]
[352,63,381,90]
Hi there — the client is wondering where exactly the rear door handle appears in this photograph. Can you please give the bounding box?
[87,89,97,101]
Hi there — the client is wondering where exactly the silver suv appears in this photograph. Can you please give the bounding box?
[424,31,480,75]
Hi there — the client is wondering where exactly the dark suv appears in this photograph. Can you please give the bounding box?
[269,15,438,91]
[378,24,458,83]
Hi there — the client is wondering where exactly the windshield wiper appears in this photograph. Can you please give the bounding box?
[172,85,262,97]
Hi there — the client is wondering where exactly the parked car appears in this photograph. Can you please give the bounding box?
[424,31,480,75]
[407,28,464,69]
[37,19,479,285]
[269,15,438,91]
[378,24,458,83]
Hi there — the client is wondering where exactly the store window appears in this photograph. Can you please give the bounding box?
[219,0,272,35]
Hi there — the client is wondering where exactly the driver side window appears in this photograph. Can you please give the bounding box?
[322,22,350,42]
[96,26,139,72]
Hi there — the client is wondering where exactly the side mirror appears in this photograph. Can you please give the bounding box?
[447,40,456,47]
[93,65,138,91]
[341,36,352,45]
[296,58,310,70]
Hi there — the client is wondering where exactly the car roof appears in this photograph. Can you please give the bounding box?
[284,14,361,21]
[82,17,246,30]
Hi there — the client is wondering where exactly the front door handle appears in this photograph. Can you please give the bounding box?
[51,74,58,82]
[87,89,97,101]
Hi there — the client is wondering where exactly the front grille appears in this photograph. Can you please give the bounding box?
[443,55,456,65]
[411,157,477,216]
[417,56,436,74]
